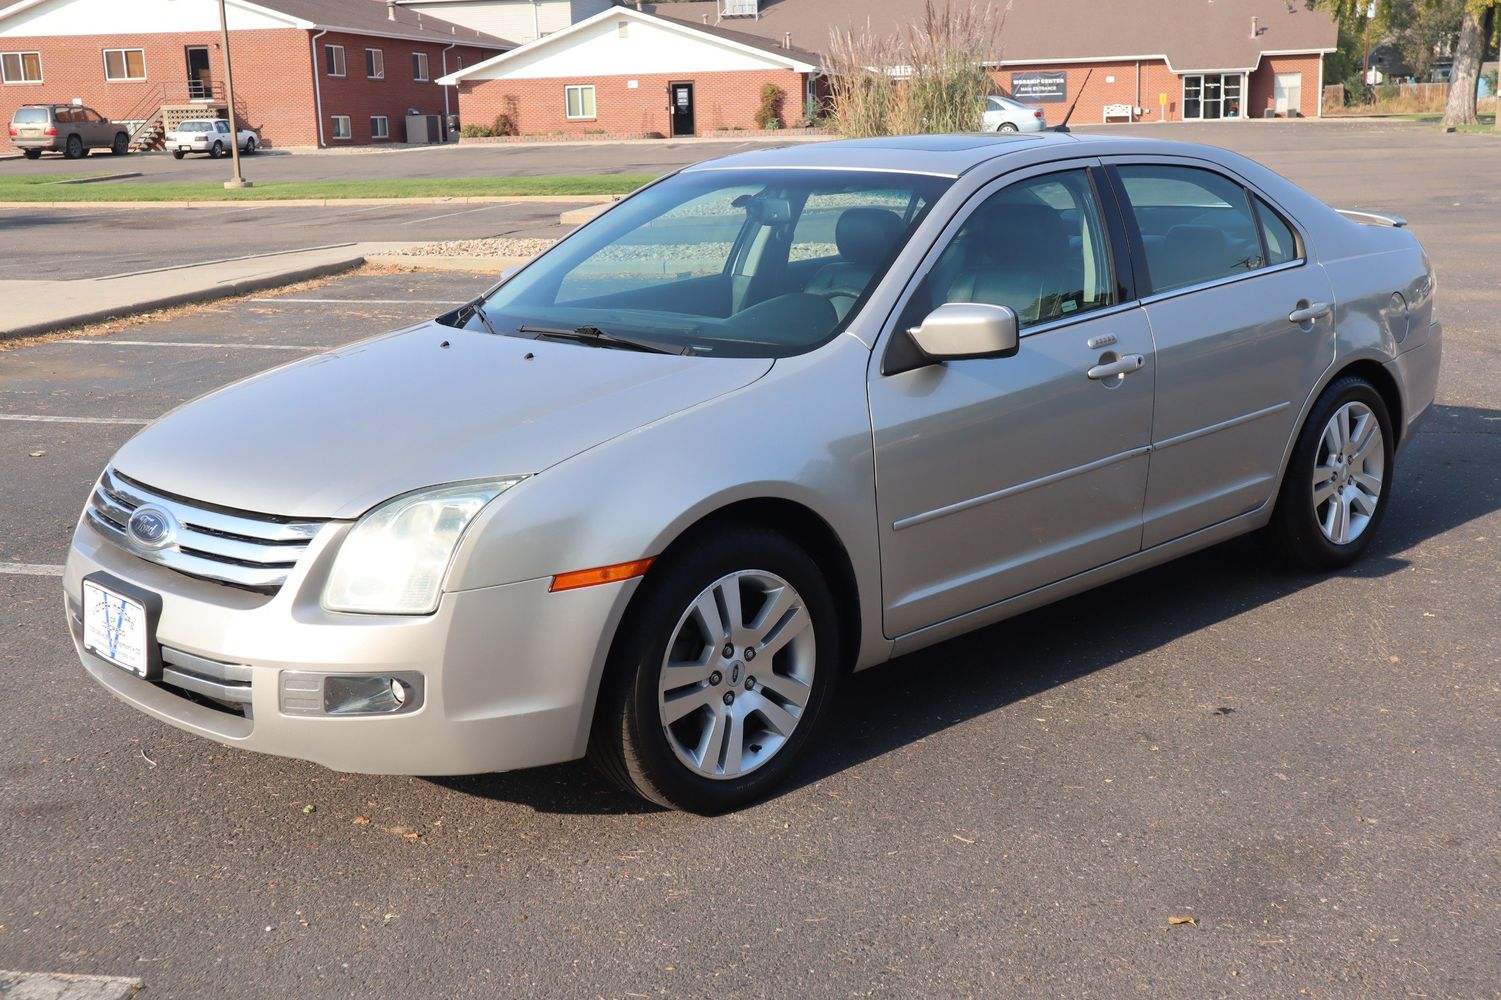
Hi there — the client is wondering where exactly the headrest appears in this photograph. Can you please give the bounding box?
[835,208,904,266]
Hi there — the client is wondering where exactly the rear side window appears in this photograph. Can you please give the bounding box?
[1117,164,1265,294]
[1253,195,1300,266]
[13,106,47,123]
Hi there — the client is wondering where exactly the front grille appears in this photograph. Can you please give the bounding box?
[86,467,326,593]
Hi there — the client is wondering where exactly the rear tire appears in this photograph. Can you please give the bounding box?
[110,132,129,155]
[23,148,41,160]
[171,150,186,160]
[64,135,83,159]
[210,140,224,159]
[1269,376,1395,571]
[999,122,1019,133]
[588,527,842,813]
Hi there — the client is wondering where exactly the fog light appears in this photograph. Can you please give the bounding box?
[279,670,424,716]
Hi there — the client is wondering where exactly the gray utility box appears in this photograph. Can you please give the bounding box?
[405,114,443,144]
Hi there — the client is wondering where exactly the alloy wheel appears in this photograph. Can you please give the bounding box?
[656,570,816,780]
[1313,400,1384,545]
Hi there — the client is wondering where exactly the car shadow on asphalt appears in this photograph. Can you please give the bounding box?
[438,402,1499,815]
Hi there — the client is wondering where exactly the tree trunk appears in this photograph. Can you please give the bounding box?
[1441,7,1484,127]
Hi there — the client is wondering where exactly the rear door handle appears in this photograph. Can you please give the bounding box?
[1288,301,1332,324]
[1087,354,1145,380]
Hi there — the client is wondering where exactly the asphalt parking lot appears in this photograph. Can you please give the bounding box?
[1,122,1499,999]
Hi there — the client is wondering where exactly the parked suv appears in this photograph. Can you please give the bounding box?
[8,104,131,159]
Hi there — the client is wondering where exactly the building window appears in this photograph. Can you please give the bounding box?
[564,84,596,120]
[371,115,390,139]
[412,51,429,81]
[365,48,384,80]
[331,115,352,140]
[102,48,146,81]
[1,51,43,84]
[325,44,346,77]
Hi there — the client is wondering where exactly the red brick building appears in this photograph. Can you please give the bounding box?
[0,0,508,151]
[439,6,819,138]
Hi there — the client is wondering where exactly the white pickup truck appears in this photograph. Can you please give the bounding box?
[167,119,259,160]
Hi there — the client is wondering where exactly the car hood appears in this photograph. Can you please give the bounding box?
[110,322,773,520]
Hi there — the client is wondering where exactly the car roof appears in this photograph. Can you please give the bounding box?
[680,133,1216,179]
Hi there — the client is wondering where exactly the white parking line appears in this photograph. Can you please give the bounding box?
[53,339,316,351]
[0,971,141,999]
[0,414,150,425]
[0,562,65,577]
[397,204,507,226]
[250,298,461,305]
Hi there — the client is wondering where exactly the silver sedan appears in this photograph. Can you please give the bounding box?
[64,133,1441,813]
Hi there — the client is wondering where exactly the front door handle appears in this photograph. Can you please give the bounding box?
[1288,301,1332,324]
[1087,354,1145,380]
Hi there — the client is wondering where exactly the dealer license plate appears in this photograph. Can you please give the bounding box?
[82,578,151,677]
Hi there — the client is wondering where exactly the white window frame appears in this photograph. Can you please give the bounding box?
[325,44,346,78]
[102,47,147,82]
[370,115,390,139]
[1,51,43,84]
[331,115,352,140]
[412,51,429,82]
[564,84,596,120]
[365,47,384,80]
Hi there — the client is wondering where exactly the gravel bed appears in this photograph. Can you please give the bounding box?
[395,237,558,258]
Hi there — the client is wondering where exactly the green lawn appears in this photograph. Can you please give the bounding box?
[0,173,656,201]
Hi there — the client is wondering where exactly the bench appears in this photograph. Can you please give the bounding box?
[1103,103,1136,123]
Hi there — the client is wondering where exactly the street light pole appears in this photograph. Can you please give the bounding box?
[218,0,251,189]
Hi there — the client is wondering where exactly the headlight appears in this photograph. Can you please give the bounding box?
[321,478,524,615]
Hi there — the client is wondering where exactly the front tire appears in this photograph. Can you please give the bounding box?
[1269,376,1395,570]
[111,132,129,155]
[588,527,842,813]
[243,137,257,155]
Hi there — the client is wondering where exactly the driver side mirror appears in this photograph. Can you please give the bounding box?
[906,302,1020,364]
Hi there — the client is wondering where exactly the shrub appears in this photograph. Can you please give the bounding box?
[460,123,495,138]
[491,113,518,137]
[756,82,786,129]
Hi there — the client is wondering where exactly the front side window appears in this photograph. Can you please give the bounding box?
[1,51,43,84]
[412,51,429,81]
[365,48,384,79]
[103,48,146,81]
[462,169,950,358]
[1117,164,1266,293]
[325,44,346,77]
[331,115,351,140]
[371,115,389,139]
[565,84,595,119]
[899,168,1116,333]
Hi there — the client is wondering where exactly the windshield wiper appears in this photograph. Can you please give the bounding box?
[517,324,687,355]
[463,298,499,336]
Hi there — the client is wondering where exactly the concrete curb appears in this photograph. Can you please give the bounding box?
[0,255,365,343]
[0,970,142,1000]
[0,194,619,210]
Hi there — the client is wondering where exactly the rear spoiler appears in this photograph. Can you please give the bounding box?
[1336,208,1408,228]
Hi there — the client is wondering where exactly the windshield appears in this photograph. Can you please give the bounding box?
[456,168,950,358]
[180,121,214,132]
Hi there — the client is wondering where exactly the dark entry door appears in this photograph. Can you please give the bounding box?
[669,82,695,136]
[186,46,212,99]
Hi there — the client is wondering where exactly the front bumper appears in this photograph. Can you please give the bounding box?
[64,516,637,775]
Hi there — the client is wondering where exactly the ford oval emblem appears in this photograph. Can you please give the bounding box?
[126,504,178,551]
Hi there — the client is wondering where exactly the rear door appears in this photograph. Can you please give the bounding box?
[869,162,1157,636]
[1106,157,1335,547]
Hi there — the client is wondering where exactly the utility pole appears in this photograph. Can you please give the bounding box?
[1362,1,1376,92]
[219,0,251,189]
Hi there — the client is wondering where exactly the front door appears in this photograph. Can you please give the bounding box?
[186,46,212,100]
[669,82,695,137]
[1109,159,1335,548]
[870,164,1157,637]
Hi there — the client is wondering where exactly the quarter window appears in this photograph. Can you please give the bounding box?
[325,44,346,77]
[900,168,1116,332]
[365,48,384,79]
[331,115,352,140]
[1117,164,1265,294]
[1253,195,1300,266]
[370,115,390,139]
[103,48,146,81]
[565,84,596,119]
[412,51,430,81]
[1,51,43,83]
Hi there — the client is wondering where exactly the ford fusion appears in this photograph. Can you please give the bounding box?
[65,134,1440,813]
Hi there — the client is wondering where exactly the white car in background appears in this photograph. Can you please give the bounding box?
[167,119,259,160]
[982,94,1047,132]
